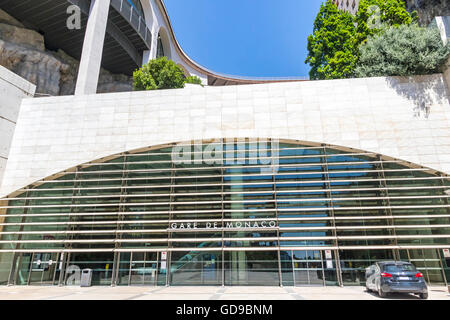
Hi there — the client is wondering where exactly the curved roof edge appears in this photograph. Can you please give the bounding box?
[155,0,309,86]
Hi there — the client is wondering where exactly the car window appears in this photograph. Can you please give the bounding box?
[384,264,416,272]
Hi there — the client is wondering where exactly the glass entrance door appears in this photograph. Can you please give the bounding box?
[28,253,60,286]
[293,251,325,286]
[129,252,159,286]
[291,250,338,286]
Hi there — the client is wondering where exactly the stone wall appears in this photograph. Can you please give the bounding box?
[405,0,450,26]
[0,9,132,96]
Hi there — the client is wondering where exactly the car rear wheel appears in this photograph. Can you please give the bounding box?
[419,292,428,300]
[378,288,387,298]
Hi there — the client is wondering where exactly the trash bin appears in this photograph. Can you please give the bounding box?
[80,268,93,287]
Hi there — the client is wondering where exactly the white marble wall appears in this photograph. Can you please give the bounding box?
[1,74,449,197]
[0,66,36,188]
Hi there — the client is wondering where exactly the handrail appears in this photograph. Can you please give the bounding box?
[111,0,152,48]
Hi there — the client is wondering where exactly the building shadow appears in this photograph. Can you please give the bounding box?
[385,74,449,119]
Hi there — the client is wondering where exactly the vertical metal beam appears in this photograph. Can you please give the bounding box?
[322,145,343,286]
[111,154,128,286]
[272,140,283,287]
[439,176,450,286]
[221,142,225,287]
[58,252,67,286]
[166,156,176,287]
[377,156,400,261]
[7,190,31,285]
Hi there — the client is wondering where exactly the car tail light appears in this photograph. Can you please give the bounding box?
[415,272,424,278]
[381,272,393,278]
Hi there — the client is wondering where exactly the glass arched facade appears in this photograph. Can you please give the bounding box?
[0,139,449,287]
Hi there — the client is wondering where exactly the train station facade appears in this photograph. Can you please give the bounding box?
[0,1,449,287]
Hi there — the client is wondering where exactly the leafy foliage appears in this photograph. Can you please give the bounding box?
[305,0,417,80]
[185,75,203,85]
[355,24,450,77]
[305,1,358,80]
[133,57,186,91]
[355,0,415,43]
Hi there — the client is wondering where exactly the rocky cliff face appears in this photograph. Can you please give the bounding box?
[0,9,132,96]
[405,0,450,26]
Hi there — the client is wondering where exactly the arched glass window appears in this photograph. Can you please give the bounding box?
[1,139,448,287]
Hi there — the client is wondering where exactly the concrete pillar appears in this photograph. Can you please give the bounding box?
[142,50,151,66]
[75,0,111,96]
[149,27,159,61]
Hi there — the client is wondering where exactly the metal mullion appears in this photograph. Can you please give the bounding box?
[272,144,283,287]
[57,252,66,286]
[27,175,447,188]
[14,184,450,199]
[124,145,325,156]
[8,188,32,285]
[66,167,82,254]
[57,167,432,180]
[3,244,449,254]
[221,158,225,287]
[26,252,35,285]
[76,159,402,174]
[439,176,450,286]
[6,212,450,220]
[3,233,450,245]
[320,251,326,286]
[166,159,176,287]
[440,176,450,222]
[322,146,342,286]
[377,157,399,260]
[5,193,450,204]
[112,156,128,286]
[5,201,450,210]
[81,159,401,170]
[436,248,448,287]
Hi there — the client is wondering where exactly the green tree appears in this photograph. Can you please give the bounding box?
[133,57,186,91]
[355,24,450,77]
[305,0,358,80]
[185,75,202,85]
[305,0,417,80]
[355,0,416,43]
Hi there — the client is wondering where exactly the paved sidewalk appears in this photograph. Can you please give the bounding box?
[0,286,448,300]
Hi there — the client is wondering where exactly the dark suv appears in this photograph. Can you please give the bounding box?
[365,261,428,299]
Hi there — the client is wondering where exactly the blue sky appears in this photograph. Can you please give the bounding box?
[164,0,324,78]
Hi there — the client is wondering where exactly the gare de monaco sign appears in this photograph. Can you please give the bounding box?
[170,221,278,230]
